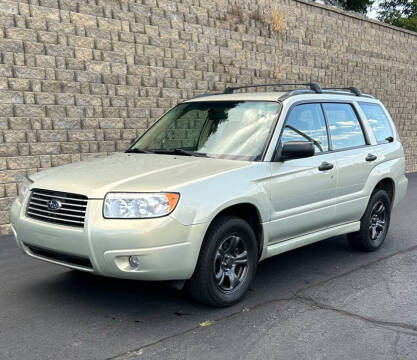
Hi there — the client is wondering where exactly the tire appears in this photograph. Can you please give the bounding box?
[348,189,391,252]
[187,216,258,307]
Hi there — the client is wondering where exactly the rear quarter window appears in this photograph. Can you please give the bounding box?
[359,102,394,144]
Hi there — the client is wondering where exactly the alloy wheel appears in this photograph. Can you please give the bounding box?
[369,201,386,243]
[213,235,249,292]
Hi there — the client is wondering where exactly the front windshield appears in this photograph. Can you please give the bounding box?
[130,101,280,161]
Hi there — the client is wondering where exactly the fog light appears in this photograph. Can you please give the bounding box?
[128,255,140,268]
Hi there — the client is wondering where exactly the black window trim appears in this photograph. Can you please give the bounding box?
[272,99,375,162]
[320,102,333,151]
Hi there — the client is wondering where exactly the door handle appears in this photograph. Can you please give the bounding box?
[318,161,334,171]
[365,154,377,162]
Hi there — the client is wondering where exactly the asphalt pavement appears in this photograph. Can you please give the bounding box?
[1,173,416,360]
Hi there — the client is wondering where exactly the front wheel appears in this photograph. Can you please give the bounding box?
[348,189,391,252]
[187,216,258,307]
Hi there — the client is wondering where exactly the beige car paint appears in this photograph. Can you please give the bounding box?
[10,92,408,281]
[266,150,340,243]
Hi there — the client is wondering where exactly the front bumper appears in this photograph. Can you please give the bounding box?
[10,196,208,281]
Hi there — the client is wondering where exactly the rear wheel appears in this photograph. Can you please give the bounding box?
[348,189,391,252]
[187,216,258,307]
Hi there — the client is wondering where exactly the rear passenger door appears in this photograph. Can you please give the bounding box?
[322,103,378,225]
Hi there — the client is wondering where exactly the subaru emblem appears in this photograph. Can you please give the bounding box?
[47,199,62,211]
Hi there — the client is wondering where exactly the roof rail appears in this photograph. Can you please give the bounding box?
[224,82,323,94]
[188,83,373,101]
[322,86,363,96]
[279,85,374,100]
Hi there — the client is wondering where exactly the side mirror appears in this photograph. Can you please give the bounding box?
[279,141,315,161]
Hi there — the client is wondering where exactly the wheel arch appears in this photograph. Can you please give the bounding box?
[205,202,264,260]
[374,177,395,208]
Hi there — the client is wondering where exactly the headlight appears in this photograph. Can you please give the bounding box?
[18,176,33,203]
[103,193,180,219]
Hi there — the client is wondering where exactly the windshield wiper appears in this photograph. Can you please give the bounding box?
[152,148,208,157]
[125,148,154,154]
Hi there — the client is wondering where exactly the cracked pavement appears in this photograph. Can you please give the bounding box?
[1,173,416,360]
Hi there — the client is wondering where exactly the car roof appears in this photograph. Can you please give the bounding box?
[184,91,377,103]
[184,83,377,104]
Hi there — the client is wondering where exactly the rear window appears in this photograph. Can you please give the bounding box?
[359,102,394,144]
[322,103,366,150]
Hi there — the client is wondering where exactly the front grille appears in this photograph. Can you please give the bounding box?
[26,189,88,228]
[26,244,92,269]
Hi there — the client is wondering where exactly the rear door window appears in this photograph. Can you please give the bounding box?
[359,102,394,144]
[322,103,366,150]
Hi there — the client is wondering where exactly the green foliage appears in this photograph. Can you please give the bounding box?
[343,0,374,13]
[378,0,417,32]
[324,0,374,14]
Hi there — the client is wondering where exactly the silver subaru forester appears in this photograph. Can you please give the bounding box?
[11,83,408,306]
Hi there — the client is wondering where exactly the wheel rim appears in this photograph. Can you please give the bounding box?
[368,201,387,243]
[213,234,249,292]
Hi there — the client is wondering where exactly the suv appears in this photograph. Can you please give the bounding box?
[10,83,408,307]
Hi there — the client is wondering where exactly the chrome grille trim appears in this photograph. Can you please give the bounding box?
[27,207,85,219]
[30,197,87,208]
[26,211,85,225]
[27,202,85,213]
[26,189,88,228]
[31,193,88,203]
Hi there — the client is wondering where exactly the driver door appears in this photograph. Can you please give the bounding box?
[265,103,339,244]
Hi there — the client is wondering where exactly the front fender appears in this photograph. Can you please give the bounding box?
[171,163,271,226]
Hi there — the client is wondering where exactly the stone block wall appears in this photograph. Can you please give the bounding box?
[0,0,416,234]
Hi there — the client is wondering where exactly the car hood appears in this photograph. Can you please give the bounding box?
[29,153,251,198]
